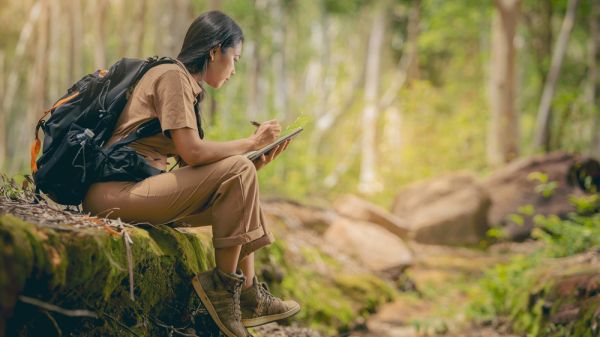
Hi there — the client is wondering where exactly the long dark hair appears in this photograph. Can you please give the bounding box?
[177,11,244,76]
[177,11,243,139]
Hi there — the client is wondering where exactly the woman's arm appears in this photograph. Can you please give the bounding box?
[171,120,281,166]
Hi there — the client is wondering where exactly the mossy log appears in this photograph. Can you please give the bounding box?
[510,251,600,337]
[0,214,221,337]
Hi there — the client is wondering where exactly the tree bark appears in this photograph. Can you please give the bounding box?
[406,0,421,82]
[358,6,386,194]
[522,1,553,85]
[68,0,83,83]
[488,0,521,166]
[271,0,288,121]
[131,1,148,57]
[0,1,43,170]
[533,0,580,151]
[48,0,62,100]
[9,0,50,173]
[246,1,267,121]
[94,0,109,68]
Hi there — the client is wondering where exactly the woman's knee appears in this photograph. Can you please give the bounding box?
[224,154,256,175]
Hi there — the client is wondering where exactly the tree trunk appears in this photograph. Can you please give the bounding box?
[0,0,42,170]
[271,0,288,121]
[156,0,190,57]
[9,0,50,173]
[68,0,83,83]
[522,1,553,85]
[589,0,600,158]
[48,0,62,100]
[533,0,580,151]
[94,0,109,68]
[246,1,267,121]
[488,0,521,166]
[406,0,421,82]
[131,1,147,57]
[358,6,386,194]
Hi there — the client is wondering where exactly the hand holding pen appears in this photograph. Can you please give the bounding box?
[249,119,281,150]
[249,119,291,170]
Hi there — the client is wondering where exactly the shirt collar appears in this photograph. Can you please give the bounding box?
[174,59,202,97]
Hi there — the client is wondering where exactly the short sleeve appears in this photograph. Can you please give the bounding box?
[152,69,198,137]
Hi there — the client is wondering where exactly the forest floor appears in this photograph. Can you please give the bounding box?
[345,242,537,337]
[0,182,534,337]
[250,242,533,337]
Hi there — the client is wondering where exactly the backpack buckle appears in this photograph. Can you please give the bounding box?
[76,129,95,141]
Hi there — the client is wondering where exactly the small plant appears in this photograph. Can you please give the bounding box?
[568,193,600,215]
[527,172,558,198]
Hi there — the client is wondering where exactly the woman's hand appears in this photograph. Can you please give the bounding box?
[248,120,281,150]
[254,139,291,170]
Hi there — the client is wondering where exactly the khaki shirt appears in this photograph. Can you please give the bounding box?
[104,60,202,171]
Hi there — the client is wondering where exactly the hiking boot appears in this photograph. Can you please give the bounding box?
[192,268,249,337]
[240,276,301,327]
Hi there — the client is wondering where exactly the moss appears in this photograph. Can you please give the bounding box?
[255,239,397,335]
[470,250,600,337]
[0,214,219,337]
[3,211,395,336]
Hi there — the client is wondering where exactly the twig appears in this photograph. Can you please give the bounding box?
[42,310,63,337]
[18,295,98,318]
[103,313,142,337]
[152,318,198,337]
[118,218,135,301]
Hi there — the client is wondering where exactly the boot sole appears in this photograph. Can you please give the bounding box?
[242,303,301,327]
[192,276,243,337]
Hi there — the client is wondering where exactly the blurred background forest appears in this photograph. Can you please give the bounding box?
[2,1,600,336]
[0,0,598,207]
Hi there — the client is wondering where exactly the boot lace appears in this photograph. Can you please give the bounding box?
[231,282,244,321]
[258,282,277,310]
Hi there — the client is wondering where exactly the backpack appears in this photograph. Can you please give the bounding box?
[31,56,180,206]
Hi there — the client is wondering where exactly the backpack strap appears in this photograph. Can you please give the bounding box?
[109,118,162,149]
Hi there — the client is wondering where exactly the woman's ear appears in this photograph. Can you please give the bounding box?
[209,44,222,62]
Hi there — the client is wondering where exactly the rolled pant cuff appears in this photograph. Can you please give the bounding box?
[212,226,265,248]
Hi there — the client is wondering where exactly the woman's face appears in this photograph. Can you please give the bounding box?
[204,42,242,88]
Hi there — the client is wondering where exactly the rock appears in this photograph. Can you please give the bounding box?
[323,216,413,273]
[333,195,411,240]
[263,199,335,234]
[482,151,587,241]
[391,172,491,246]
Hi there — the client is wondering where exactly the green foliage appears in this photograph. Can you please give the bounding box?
[528,172,558,198]
[470,187,600,336]
[255,235,396,335]
[532,212,600,258]
[568,193,600,214]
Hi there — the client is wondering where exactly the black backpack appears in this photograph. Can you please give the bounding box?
[31,56,179,206]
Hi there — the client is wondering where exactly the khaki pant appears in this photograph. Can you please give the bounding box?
[82,155,274,258]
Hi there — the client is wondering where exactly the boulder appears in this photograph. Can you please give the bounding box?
[391,172,491,246]
[333,194,411,240]
[263,198,335,234]
[323,216,413,274]
[482,151,586,241]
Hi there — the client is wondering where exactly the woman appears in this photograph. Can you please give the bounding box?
[82,11,300,337]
